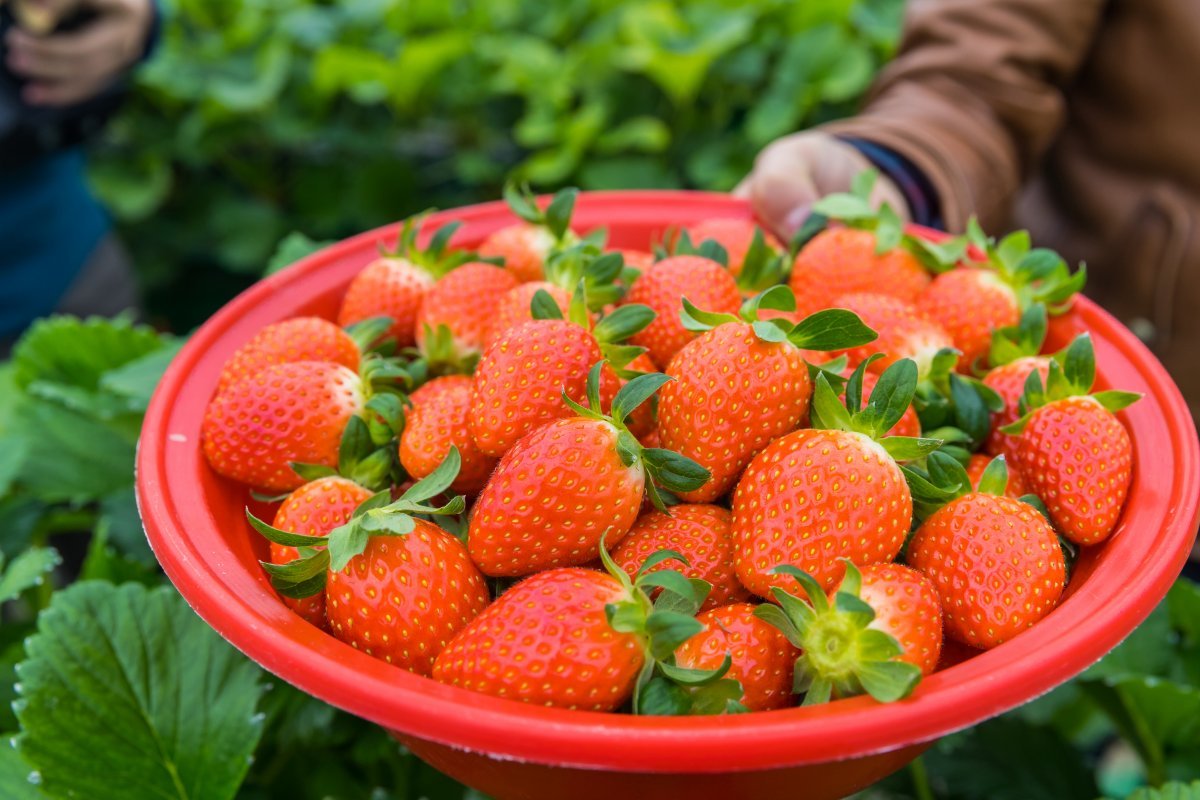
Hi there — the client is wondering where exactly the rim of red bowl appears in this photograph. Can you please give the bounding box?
[137,190,1200,774]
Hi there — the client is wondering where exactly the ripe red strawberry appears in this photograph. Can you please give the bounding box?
[731,361,932,597]
[488,282,573,347]
[657,289,877,502]
[468,370,709,576]
[251,451,490,675]
[675,603,798,711]
[840,563,943,676]
[684,218,782,281]
[415,262,520,367]
[983,356,1052,460]
[615,249,655,273]
[831,293,955,379]
[965,453,1027,499]
[433,568,644,710]
[611,505,750,612]
[399,376,498,495]
[217,317,360,394]
[267,476,373,629]
[326,517,489,675]
[339,216,479,347]
[753,561,930,704]
[917,269,1019,370]
[1003,335,1139,545]
[469,309,650,458]
[790,228,930,317]
[623,255,742,366]
[478,184,580,283]
[202,362,365,492]
[907,453,1066,649]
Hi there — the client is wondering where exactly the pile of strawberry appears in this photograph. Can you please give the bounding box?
[201,175,1141,716]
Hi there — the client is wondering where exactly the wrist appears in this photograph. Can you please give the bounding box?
[837,137,944,230]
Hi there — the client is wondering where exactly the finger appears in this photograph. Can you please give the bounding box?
[22,75,105,106]
[6,16,132,82]
[9,0,77,33]
[746,139,824,239]
[731,178,752,199]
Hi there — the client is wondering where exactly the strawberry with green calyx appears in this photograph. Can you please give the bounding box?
[789,171,958,317]
[469,298,655,458]
[660,223,791,299]
[612,504,750,612]
[339,214,486,348]
[965,453,1028,499]
[478,182,581,283]
[657,285,878,503]
[260,475,375,630]
[905,452,1066,649]
[487,245,627,346]
[433,544,732,714]
[753,561,930,705]
[732,359,941,598]
[1001,334,1140,545]
[911,361,1005,459]
[249,449,490,675]
[981,304,1054,459]
[675,602,800,712]
[623,254,744,366]
[399,375,498,496]
[202,353,413,493]
[468,364,711,576]
[919,220,1085,369]
[829,292,957,380]
[414,261,521,374]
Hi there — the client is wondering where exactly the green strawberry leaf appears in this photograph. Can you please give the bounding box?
[12,315,164,392]
[879,436,943,462]
[612,372,671,424]
[1061,334,1095,395]
[1094,390,1143,412]
[14,582,264,800]
[244,509,328,549]
[976,455,1010,496]
[634,548,691,578]
[636,676,691,716]
[874,203,904,254]
[680,298,740,332]
[857,657,921,702]
[260,549,331,598]
[594,304,655,344]
[399,447,461,503]
[642,449,711,493]
[1118,782,1200,800]
[644,610,705,660]
[809,373,854,432]
[812,193,874,221]
[530,289,565,320]
[639,571,702,609]
[657,654,733,687]
[0,548,60,605]
[860,358,918,436]
[502,180,542,224]
[0,741,43,800]
[740,284,796,320]
[789,211,829,255]
[787,308,877,351]
[544,187,579,241]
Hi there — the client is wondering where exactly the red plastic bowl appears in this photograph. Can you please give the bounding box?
[137,192,1200,800]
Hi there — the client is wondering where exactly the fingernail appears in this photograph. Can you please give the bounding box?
[782,204,813,237]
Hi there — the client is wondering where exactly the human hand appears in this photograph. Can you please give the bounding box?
[734,131,910,240]
[4,0,153,106]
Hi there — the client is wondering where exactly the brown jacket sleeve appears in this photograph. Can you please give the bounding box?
[823,0,1107,231]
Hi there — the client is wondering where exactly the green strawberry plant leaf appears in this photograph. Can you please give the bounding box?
[0,742,44,800]
[11,315,164,392]
[0,549,61,605]
[1117,781,1200,800]
[14,582,265,800]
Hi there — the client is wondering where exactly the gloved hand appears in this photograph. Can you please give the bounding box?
[3,0,153,106]
[734,131,910,239]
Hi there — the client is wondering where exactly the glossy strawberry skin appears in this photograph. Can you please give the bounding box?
[789,228,930,318]
[965,453,1028,499]
[831,293,955,378]
[908,492,1066,649]
[432,568,644,711]
[269,477,373,630]
[731,429,912,598]
[468,418,644,577]
[218,317,360,394]
[658,322,811,503]
[983,356,1052,460]
[840,563,943,676]
[1009,397,1133,545]
[487,282,574,347]
[478,223,556,283]
[675,603,799,711]
[685,218,782,280]
[917,268,1019,370]
[469,319,620,458]
[326,518,490,676]
[416,263,520,360]
[339,257,435,348]
[202,362,364,492]
[615,249,656,274]
[623,255,743,367]
[611,505,751,612]
[399,376,498,495]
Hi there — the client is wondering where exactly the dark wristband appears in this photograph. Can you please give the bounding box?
[838,136,944,230]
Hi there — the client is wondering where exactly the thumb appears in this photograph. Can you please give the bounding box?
[742,135,835,240]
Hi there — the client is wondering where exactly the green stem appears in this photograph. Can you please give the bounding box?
[909,755,935,800]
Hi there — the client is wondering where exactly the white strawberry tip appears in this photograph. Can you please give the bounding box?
[754,561,922,705]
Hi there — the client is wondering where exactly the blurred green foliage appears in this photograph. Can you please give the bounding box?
[87,0,903,328]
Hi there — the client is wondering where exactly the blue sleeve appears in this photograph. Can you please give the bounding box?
[837,136,945,231]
